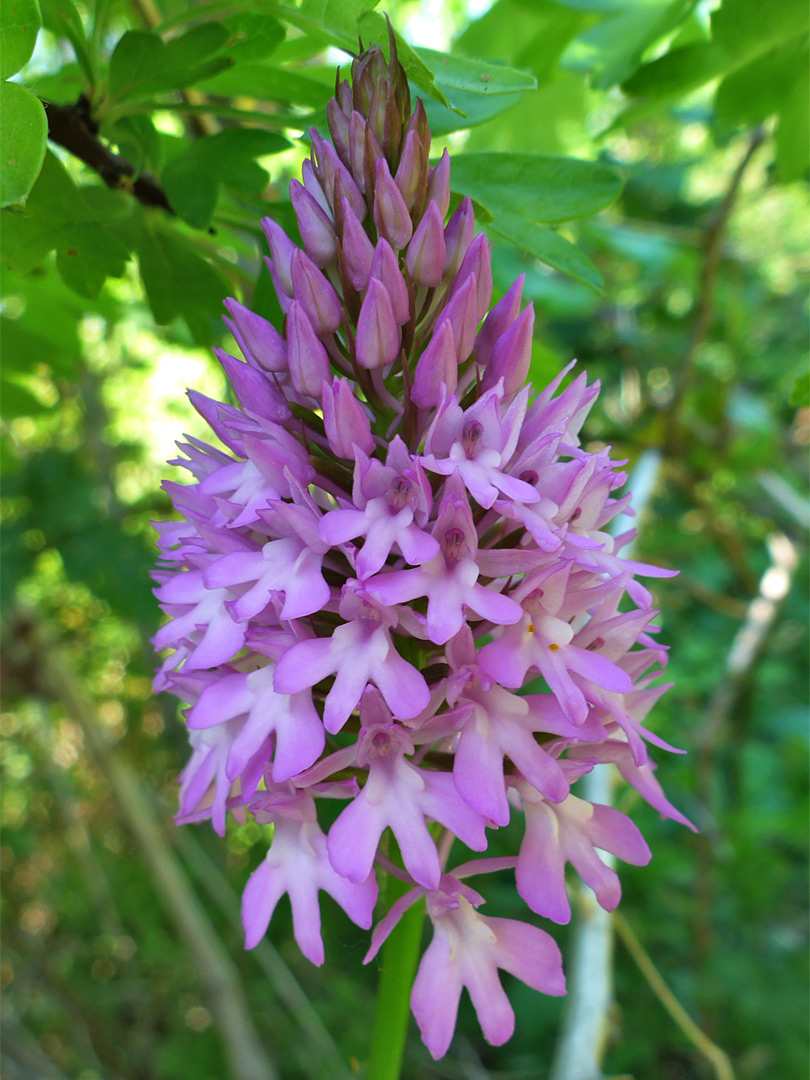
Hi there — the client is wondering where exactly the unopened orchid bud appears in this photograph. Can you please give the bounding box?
[474,273,525,368]
[291,249,342,334]
[426,148,450,218]
[302,158,332,216]
[322,376,375,458]
[482,304,535,397]
[441,273,479,361]
[406,201,446,287]
[341,200,375,291]
[356,277,400,369]
[214,349,289,422]
[443,196,475,278]
[327,98,351,163]
[450,233,493,321]
[373,158,413,250]
[412,319,457,407]
[261,217,297,295]
[349,111,370,192]
[370,239,409,325]
[289,180,336,268]
[395,129,427,211]
[224,298,287,372]
[287,300,330,397]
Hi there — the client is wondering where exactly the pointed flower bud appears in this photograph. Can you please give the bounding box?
[291,249,343,334]
[289,180,337,268]
[224,298,287,372]
[443,196,475,278]
[426,148,450,218]
[482,304,535,397]
[341,200,375,291]
[412,319,458,408]
[287,300,330,397]
[406,201,446,287]
[356,278,400,369]
[322,376,375,459]
[374,158,413,251]
[474,274,525,369]
[370,239,409,325]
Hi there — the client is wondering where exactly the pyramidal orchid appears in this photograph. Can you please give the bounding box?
[153,31,690,1065]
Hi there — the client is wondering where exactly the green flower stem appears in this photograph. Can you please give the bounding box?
[366,878,425,1080]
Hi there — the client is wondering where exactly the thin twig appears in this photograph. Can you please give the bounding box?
[613,911,735,1080]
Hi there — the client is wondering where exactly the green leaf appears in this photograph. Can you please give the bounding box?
[458,0,593,86]
[487,211,603,290]
[197,62,331,108]
[449,152,623,224]
[711,0,809,59]
[162,128,289,229]
[776,63,810,182]
[570,0,698,89]
[621,0,809,107]
[715,39,809,130]
[423,88,525,137]
[0,81,47,207]
[137,222,228,344]
[108,29,163,100]
[222,13,285,62]
[1,151,129,295]
[415,47,536,96]
[108,24,232,103]
[0,0,42,78]
[38,0,92,82]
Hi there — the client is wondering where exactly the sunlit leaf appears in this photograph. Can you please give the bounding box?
[0,81,47,207]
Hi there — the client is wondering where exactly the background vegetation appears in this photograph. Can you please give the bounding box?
[1,0,807,1077]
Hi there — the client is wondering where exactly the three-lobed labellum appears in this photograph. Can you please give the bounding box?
[154,33,689,1061]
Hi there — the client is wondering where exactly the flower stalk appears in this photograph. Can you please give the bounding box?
[153,24,690,1065]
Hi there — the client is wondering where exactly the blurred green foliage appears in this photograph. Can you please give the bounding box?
[1,0,807,1078]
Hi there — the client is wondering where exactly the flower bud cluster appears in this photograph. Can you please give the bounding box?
[154,33,689,1059]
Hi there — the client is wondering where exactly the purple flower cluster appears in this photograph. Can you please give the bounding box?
[154,37,690,1060]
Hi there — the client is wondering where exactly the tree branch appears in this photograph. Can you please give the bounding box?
[44,98,174,214]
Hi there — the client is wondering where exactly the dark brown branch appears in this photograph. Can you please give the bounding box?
[44,98,174,214]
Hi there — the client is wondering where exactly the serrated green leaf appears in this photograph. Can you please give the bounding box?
[1,151,129,295]
[137,223,228,344]
[415,47,536,96]
[0,81,47,207]
[161,128,289,229]
[222,13,285,62]
[487,212,604,291]
[38,0,92,82]
[450,153,623,224]
[108,24,232,103]
[1,0,42,78]
[108,30,163,100]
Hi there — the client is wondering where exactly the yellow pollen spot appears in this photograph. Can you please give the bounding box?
[549,643,560,651]
[527,623,535,633]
